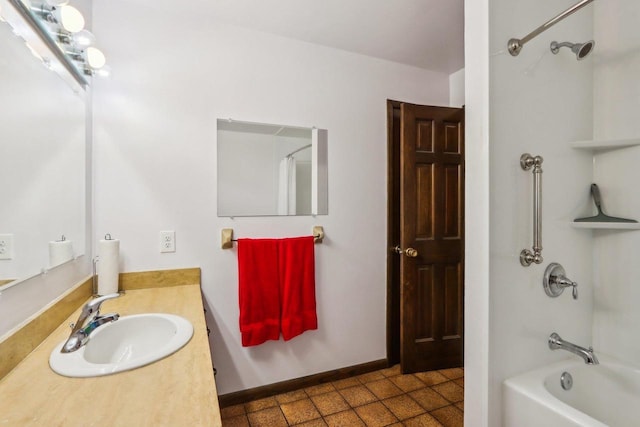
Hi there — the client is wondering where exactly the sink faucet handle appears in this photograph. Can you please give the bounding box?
[84,293,120,316]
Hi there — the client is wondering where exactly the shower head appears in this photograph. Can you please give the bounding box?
[550,40,595,60]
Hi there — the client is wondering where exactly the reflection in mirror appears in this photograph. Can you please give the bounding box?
[0,2,86,290]
[217,119,328,217]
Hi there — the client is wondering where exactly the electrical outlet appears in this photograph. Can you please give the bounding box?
[159,231,175,253]
[0,234,14,260]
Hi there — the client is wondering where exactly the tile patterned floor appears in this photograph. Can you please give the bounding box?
[221,365,464,427]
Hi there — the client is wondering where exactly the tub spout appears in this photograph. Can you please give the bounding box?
[549,332,599,365]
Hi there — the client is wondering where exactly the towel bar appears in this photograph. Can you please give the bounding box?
[221,226,324,249]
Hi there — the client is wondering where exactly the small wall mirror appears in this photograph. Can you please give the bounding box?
[217,119,328,217]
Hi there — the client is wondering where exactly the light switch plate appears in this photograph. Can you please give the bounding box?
[0,234,14,260]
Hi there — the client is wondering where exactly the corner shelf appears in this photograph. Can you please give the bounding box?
[569,138,640,151]
[569,137,640,231]
[571,222,640,230]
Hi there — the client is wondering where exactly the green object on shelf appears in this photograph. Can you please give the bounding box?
[574,184,638,223]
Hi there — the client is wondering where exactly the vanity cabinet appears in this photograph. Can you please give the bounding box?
[0,271,222,426]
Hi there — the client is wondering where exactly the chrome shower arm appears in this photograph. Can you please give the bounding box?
[508,0,595,56]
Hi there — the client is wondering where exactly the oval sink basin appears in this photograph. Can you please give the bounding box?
[49,313,193,377]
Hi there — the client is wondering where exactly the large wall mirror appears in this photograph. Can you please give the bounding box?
[217,119,328,217]
[0,1,86,290]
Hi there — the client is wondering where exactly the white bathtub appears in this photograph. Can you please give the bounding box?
[503,356,640,426]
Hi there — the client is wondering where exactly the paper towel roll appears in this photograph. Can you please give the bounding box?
[98,237,120,295]
[49,239,74,267]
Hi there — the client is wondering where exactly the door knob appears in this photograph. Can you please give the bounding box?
[393,245,419,257]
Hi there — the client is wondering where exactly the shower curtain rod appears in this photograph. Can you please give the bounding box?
[285,144,312,158]
[508,0,595,56]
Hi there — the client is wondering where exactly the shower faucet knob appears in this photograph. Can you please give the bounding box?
[543,262,578,300]
[555,276,579,300]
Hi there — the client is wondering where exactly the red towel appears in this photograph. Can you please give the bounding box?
[237,238,281,347]
[279,236,318,341]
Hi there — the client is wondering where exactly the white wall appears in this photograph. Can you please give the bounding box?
[449,68,465,107]
[592,0,640,365]
[92,3,450,394]
[463,0,489,424]
[468,0,595,425]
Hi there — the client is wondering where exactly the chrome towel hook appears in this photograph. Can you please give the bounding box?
[520,153,544,266]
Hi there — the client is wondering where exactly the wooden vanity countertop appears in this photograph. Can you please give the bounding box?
[0,284,221,426]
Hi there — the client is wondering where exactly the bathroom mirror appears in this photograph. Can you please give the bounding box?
[0,1,86,290]
[217,119,328,217]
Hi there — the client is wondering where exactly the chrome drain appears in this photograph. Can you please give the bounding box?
[561,371,573,390]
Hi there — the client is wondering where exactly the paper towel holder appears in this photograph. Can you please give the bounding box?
[93,233,124,297]
[92,258,125,296]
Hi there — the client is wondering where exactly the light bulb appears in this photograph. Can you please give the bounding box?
[95,65,111,77]
[59,5,84,33]
[86,46,106,69]
[73,29,95,47]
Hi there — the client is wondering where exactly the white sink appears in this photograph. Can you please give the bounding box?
[49,313,193,377]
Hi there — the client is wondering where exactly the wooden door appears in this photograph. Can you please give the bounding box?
[398,103,464,373]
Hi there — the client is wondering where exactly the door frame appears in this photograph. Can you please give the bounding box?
[386,100,402,365]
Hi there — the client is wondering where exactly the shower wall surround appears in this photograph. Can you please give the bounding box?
[592,1,640,364]
[465,0,595,424]
[91,2,451,396]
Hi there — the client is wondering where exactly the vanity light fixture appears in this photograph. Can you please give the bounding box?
[15,0,109,79]
[62,47,83,61]
[32,3,85,33]
[54,30,70,43]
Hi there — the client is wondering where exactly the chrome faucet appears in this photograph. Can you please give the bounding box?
[548,332,599,365]
[61,293,120,353]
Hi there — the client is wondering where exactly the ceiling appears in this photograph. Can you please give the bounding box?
[209,0,464,75]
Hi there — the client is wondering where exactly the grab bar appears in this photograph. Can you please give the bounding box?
[520,153,544,266]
